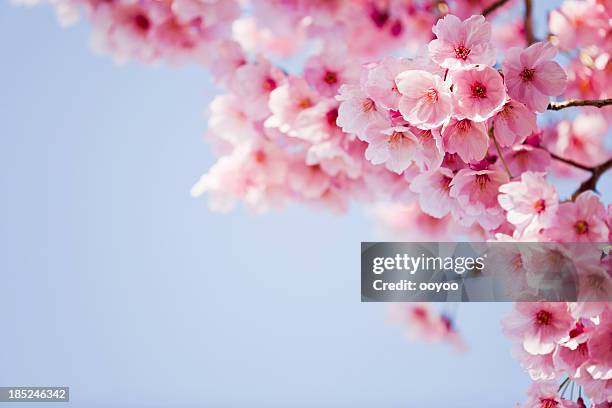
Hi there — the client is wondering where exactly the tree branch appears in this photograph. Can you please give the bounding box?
[482,0,510,16]
[572,158,612,200]
[524,0,536,45]
[547,98,612,111]
[548,152,592,172]
[548,152,612,200]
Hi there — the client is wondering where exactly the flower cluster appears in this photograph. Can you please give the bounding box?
[23,0,612,404]
[504,303,611,406]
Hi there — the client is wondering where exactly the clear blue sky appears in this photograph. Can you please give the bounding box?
[0,1,606,407]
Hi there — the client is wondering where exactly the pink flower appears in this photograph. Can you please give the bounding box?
[548,113,609,168]
[549,0,608,51]
[492,100,537,147]
[522,381,578,408]
[305,139,364,179]
[512,344,557,381]
[229,57,286,120]
[502,41,567,112]
[451,65,507,121]
[264,76,320,136]
[287,162,331,199]
[428,14,495,69]
[546,191,609,243]
[442,118,489,163]
[364,56,414,111]
[387,303,467,352]
[502,302,574,355]
[498,172,559,235]
[449,167,509,230]
[504,144,552,176]
[361,125,420,174]
[585,308,612,381]
[292,99,343,143]
[410,167,456,218]
[336,84,386,137]
[304,48,359,97]
[396,70,452,129]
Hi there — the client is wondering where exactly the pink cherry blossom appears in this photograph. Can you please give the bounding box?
[364,56,414,111]
[442,118,489,163]
[502,302,574,355]
[451,65,507,121]
[410,167,456,218]
[229,57,286,120]
[361,125,420,174]
[503,41,567,112]
[264,76,321,136]
[396,70,452,130]
[522,381,578,408]
[304,48,359,98]
[336,84,386,137]
[492,100,537,147]
[449,167,509,230]
[428,14,495,69]
[546,191,609,243]
[498,172,559,236]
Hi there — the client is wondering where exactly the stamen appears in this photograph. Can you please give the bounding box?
[535,310,552,326]
[454,45,471,60]
[471,82,487,98]
[574,220,589,235]
[520,68,536,82]
[533,199,546,213]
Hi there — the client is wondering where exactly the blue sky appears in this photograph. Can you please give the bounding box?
[0,1,607,406]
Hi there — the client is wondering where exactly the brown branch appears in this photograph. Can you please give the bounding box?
[547,98,612,111]
[572,158,612,200]
[482,0,510,16]
[548,152,612,200]
[548,152,592,172]
[524,0,536,45]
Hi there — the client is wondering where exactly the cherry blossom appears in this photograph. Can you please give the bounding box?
[503,41,567,112]
[24,1,612,404]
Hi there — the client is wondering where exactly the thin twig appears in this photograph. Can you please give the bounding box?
[482,0,510,16]
[549,152,592,172]
[524,0,536,45]
[548,98,612,111]
[489,127,513,178]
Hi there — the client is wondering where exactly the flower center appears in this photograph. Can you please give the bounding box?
[533,199,546,213]
[456,119,471,132]
[369,7,389,28]
[323,70,338,85]
[475,174,490,189]
[440,175,452,192]
[454,45,471,60]
[362,98,375,112]
[389,131,404,144]
[254,150,266,164]
[471,82,487,98]
[297,98,313,109]
[133,13,151,31]
[326,107,338,126]
[520,68,536,82]
[574,220,589,235]
[424,87,439,103]
[389,20,403,37]
[539,398,559,408]
[262,77,277,92]
[535,310,552,326]
[569,322,584,338]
